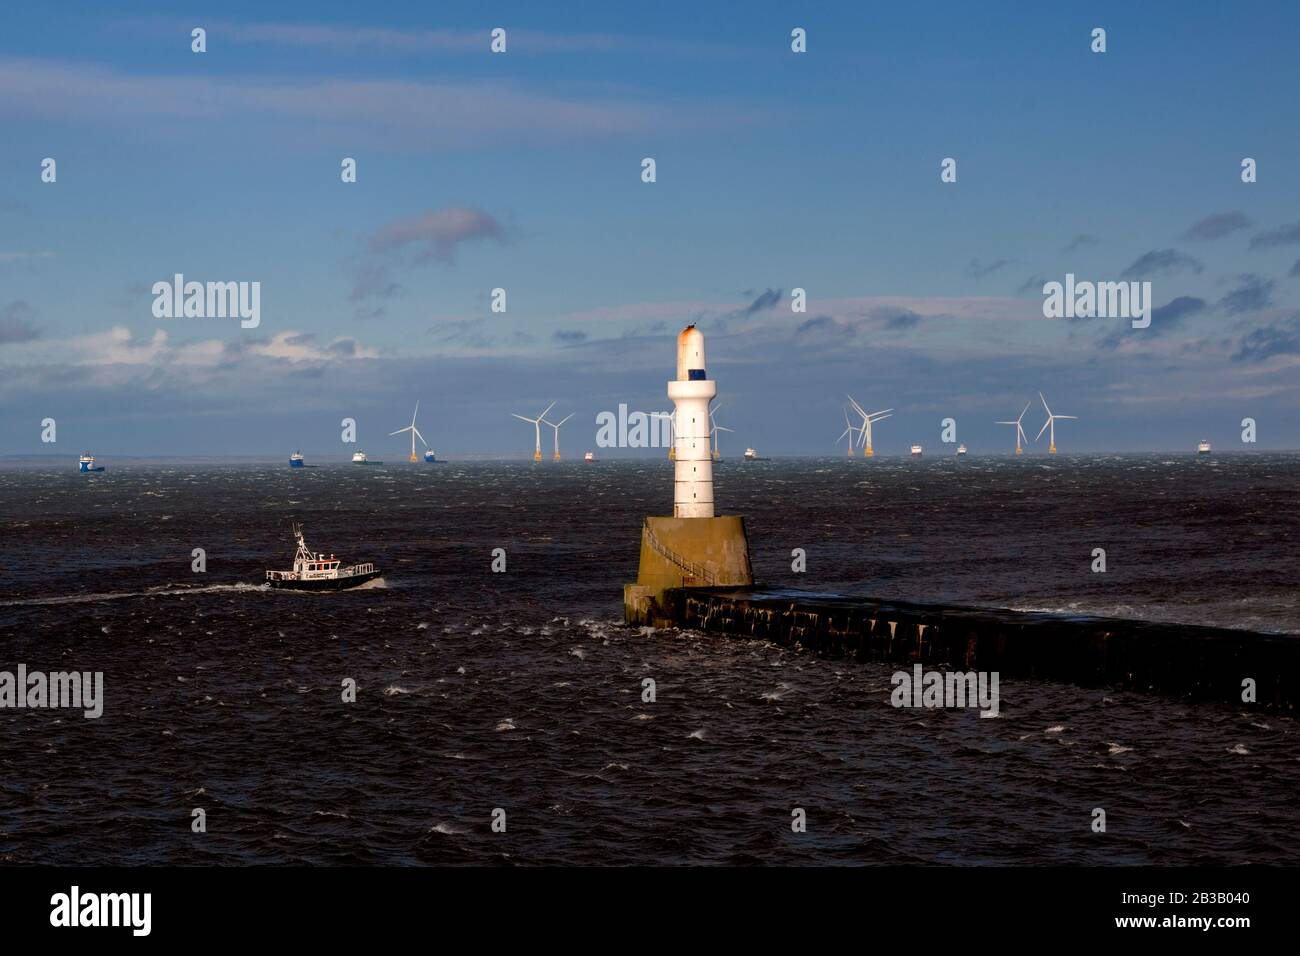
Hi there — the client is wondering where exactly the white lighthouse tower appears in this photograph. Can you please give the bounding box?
[624,323,753,627]
[669,324,716,518]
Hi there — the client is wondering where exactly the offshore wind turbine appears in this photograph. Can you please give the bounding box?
[511,401,555,462]
[837,407,859,457]
[543,412,574,461]
[389,401,428,462]
[846,395,893,457]
[995,402,1031,455]
[711,424,734,460]
[708,403,733,460]
[1035,391,1078,454]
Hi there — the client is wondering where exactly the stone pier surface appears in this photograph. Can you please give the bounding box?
[655,587,1299,708]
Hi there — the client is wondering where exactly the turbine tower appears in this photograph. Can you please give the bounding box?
[651,410,676,459]
[511,401,555,462]
[669,324,716,517]
[995,402,1031,455]
[389,401,428,462]
[837,407,859,457]
[543,412,574,461]
[846,395,893,457]
[1035,391,1078,454]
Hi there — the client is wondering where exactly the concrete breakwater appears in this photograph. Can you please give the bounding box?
[657,587,1299,709]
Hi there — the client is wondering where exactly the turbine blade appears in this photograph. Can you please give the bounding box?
[389,428,407,436]
[511,414,533,423]
[1017,402,1031,423]
[1039,391,1052,417]
[1035,419,1051,441]
[539,401,556,420]
[557,413,574,427]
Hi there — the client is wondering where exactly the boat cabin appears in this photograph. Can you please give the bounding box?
[266,526,374,583]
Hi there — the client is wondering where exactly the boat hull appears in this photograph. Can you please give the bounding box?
[266,569,381,591]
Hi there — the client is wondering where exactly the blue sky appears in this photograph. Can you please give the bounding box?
[2,1,1299,456]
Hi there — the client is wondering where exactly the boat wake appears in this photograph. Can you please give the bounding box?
[0,582,270,607]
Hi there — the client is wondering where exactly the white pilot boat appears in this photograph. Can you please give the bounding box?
[911,444,923,457]
[1197,440,1211,455]
[743,447,769,461]
[265,525,380,591]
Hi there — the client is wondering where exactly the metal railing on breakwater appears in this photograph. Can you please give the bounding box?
[642,520,717,586]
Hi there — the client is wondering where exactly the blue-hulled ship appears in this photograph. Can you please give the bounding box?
[78,453,105,473]
[290,450,305,467]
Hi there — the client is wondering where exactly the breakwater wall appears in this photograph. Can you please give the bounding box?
[660,588,1298,708]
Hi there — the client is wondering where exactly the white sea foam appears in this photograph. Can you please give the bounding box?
[0,582,269,607]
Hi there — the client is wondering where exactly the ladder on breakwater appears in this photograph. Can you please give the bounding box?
[642,520,717,586]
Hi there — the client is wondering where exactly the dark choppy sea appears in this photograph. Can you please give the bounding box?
[0,455,1297,865]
